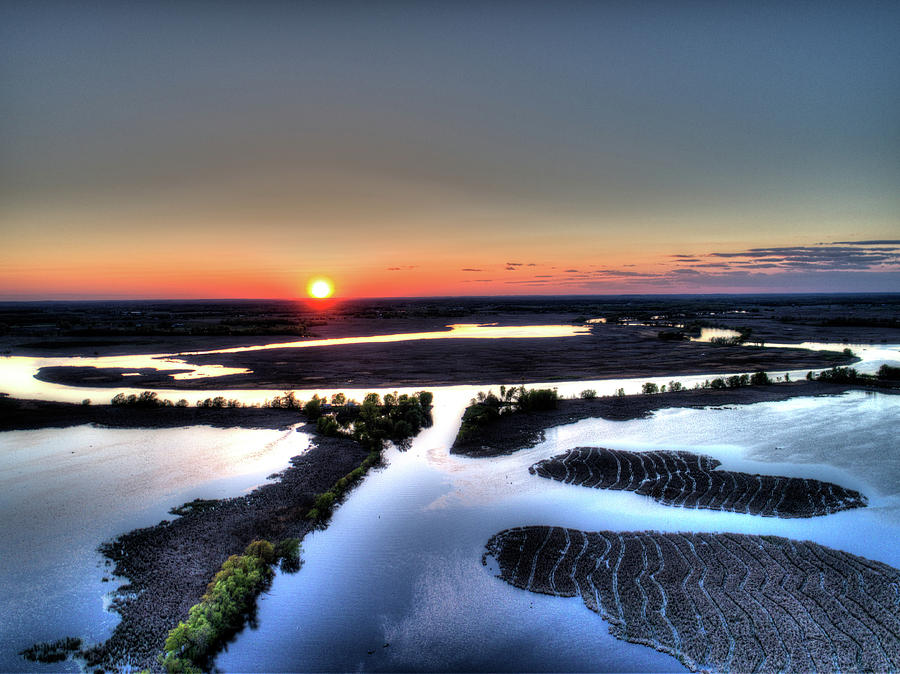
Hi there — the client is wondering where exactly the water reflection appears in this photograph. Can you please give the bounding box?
[216,391,900,672]
[0,424,312,673]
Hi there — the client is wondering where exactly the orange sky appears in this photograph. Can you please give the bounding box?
[2,2,898,299]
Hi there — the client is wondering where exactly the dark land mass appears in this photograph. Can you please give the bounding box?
[530,447,867,518]
[2,293,897,359]
[33,334,854,390]
[7,293,895,389]
[485,526,900,673]
[0,395,303,431]
[81,431,369,672]
[451,381,890,457]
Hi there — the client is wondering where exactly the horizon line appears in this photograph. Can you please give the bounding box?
[1,290,899,303]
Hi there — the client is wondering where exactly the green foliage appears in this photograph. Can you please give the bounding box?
[275,538,302,573]
[169,498,219,517]
[614,388,626,397]
[709,378,727,389]
[196,396,227,408]
[668,381,684,392]
[750,370,771,385]
[316,414,341,436]
[303,394,324,419]
[306,390,434,451]
[641,382,659,394]
[814,366,860,384]
[515,387,559,411]
[878,364,900,380]
[111,390,175,407]
[159,539,299,673]
[81,398,91,406]
[579,389,597,399]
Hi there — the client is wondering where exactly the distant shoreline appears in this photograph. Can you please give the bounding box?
[0,396,303,432]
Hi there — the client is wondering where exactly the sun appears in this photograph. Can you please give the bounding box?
[308,278,334,299]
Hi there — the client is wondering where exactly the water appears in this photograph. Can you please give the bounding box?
[216,390,900,672]
[2,323,895,404]
[0,424,312,672]
[1,326,898,671]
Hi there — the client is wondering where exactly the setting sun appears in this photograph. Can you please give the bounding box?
[308,278,334,299]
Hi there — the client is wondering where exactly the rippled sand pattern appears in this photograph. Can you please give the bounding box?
[485,526,900,673]
[530,447,867,518]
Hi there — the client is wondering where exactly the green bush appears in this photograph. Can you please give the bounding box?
[579,389,597,399]
[750,370,770,385]
[159,539,299,673]
[514,387,559,411]
[878,364,900,380]
[641,382,659,394]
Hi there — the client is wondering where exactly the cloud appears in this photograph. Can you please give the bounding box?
[460,268,483,272]
[694,242,900,271]
[505,262,523,266]
[833,240,900,245]
[386,265,418,271]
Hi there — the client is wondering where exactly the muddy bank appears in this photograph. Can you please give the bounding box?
[32,327,856,390]
[80,431,369,672]
[485,526,900,673]
[452,381,884,457]
[530,447,867,518]
[0,396,303,431]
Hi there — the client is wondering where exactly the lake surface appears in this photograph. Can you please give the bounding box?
[215,390,900,672]
[1,325,898,671]
[0,424,312,673]
[2,322,896,404]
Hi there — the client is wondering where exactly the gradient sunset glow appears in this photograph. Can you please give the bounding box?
[2,2,898,300]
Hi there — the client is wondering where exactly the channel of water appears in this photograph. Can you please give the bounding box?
[0,324,897,671]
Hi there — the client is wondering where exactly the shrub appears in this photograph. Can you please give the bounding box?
[614,388,626,397]
[878,364,900,380]
[316,415,340,436]
[159,539,299,673]
[668,381,683,392]
[580,389,597,399]
[750,370,770,385]
[515,387,559,411]
[303,395,324,420]
[641,382,659,394]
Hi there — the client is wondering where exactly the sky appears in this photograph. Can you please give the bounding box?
[1,1,898,299]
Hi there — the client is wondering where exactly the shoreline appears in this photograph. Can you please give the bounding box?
[451,381,893,457]
[0,396,305,432]
[30,337,856,390]
[80,429,369,672]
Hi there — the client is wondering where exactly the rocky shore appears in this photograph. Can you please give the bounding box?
[530,447,867,518]
[485,526,900,672]
[451,381,884,457]
[80,431,369,672]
